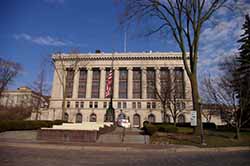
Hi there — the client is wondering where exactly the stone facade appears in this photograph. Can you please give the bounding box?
[41,52,199,127]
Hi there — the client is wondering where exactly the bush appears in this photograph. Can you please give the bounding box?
[157,124,178,133]
[203,122,217,130]
[144,124,158,135]
[0,106,32,120]
[0,120,65,132]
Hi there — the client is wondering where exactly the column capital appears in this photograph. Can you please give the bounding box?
[100,66,106,71]
[140,66,147,70]
[127,67,133,70]
[87,67,92,71]
[154,66,161,70]
[113,67,119,70]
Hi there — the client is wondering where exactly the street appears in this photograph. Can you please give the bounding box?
[0,145,249,166]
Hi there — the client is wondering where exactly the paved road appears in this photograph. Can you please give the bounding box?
[0,146,249,166]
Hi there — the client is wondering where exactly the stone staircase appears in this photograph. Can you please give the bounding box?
[97,127,149,144]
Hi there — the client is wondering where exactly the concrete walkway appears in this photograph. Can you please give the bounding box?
[0,130,249,153]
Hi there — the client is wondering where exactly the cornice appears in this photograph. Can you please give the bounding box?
[52,52,189,61]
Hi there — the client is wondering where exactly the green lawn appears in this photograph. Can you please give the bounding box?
[151,129,250,147]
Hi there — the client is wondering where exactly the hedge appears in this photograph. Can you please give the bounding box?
[0,120,65,132]
[143,123,178,135]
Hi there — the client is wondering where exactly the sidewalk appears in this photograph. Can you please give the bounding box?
[0,138,250,153]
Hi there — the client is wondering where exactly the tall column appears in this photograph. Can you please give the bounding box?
[113,67,119,99]
[86,67,93,98]
[99,67,106,99]
[155,67,161,95]
[127,67,133,99]
[72,68,80,99]
[141,67,147,99]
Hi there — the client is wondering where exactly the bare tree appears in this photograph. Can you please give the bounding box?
[51,51,87,120]
[151,68,185,126]
[0,58,22,97]
[201,56,250,139]
[32,68,50,120]
[119,0,237,144]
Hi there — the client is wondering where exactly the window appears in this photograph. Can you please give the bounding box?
[65,69,74,98]
[132,102,136,109]
[152,102,156,109]
[123,102,127,109]
[148,114,155,123]
[117,102,121,109]
[174,68,185,99]
[147,102,151,109]
[147,68,156,98]
[137,102,141,109]
[133,68,142,98]
[177,114,185,123]
[160,68,171,98]
[119,68,128,98]
[103,102,107,108]
[80,101,84,108]
[176,101,185,110]
[75,101,79,108]
[90,113,97,122]
[92,69,100,98]
[94,101,98,108]
[78,69,87,98]
[66,101,70,108]
[89,101,93,108]
[76,113,82,123]
[64,113,69,122]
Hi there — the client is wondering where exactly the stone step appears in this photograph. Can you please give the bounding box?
[123,135,150,144]
[97,134,122,143]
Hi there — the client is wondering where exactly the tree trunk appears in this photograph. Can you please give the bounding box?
[190,73,205,144]
[163,105,166,123]
[173,118,176,127]
[235,126,240,140]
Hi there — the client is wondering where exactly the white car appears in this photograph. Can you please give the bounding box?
[118,119,131,128]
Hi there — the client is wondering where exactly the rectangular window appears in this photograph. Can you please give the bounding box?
[160,68,171,98]
[78,69,87,98]
[123,102,127,109]
[147,68,156,98]
[133,68,142,98]
[92,69,100,98]
[66,101,70,108]
[137,102,141,109]
[119,68,128,98]
[147,102,151,109]
[103,102,107,108]
[65,69,74,98]
[94,101,98,108]
[89,101,93,108]
[132,102,136,109]
[152,102,156,109]
[117,102,121,109]
[80,101,84,108]
[75,101,79,108]
[174,68,185,99]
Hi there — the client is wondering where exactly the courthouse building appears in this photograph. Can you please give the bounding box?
[42,52,194,127]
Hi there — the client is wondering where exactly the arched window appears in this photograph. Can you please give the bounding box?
[75,113,82,123]
[118,113,126,120]
[163,114,170,123]
[64,113,69,122]
[177,114,185,123]
[133,114,141,128]
[90,113,97,122]
[148,114,156,123]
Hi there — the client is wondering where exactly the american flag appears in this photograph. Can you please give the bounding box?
[105,69,113,97]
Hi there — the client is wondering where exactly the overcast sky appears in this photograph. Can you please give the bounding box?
[0,0,249,91]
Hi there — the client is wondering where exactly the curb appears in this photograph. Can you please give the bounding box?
[1,142,250,153]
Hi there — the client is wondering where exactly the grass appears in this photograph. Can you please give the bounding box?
[151,129,250,147]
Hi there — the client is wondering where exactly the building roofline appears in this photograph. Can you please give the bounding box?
[52,52,189,61]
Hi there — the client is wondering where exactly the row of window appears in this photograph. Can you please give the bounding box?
[66,101,186,110]
[65,67,185,99]
[64,112,186,124]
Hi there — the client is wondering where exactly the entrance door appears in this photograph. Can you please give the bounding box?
[133,114,140,128]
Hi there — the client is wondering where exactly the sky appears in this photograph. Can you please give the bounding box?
[0,0,249,92]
